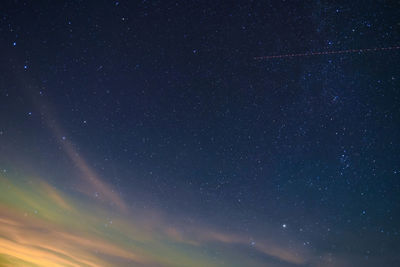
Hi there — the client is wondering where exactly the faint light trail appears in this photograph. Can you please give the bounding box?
[254,46,400,60]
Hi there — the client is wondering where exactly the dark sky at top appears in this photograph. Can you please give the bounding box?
[0,1,399,266]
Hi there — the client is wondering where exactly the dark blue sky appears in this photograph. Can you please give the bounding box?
[0,1,399,266]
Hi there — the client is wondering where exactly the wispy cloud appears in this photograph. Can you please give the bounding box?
[46,119,129,213]
[0,175,315,266]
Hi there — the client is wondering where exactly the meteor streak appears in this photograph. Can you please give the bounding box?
[254,46,400,60]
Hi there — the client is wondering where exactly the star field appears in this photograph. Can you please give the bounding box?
[0,1,399,266]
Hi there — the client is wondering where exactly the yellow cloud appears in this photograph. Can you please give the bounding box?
[0,175,312,267]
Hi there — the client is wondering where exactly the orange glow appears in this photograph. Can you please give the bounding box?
[0,175,315,267]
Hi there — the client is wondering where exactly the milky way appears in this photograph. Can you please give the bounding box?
[0,1,399,266]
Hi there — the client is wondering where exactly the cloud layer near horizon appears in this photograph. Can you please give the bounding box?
[0,174,317,267]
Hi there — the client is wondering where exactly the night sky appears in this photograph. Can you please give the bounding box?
[0,1,400,266]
